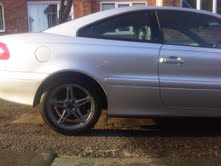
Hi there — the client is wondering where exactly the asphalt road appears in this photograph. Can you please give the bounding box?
[1,99,221,165]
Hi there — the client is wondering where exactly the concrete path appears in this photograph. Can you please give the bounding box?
[52,157,166,166]
[51,156,221,166]
[0,152,56,166]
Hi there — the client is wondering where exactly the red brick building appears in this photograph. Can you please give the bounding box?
[0,0,220,35]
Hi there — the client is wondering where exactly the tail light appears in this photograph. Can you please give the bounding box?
[0,42,10,60]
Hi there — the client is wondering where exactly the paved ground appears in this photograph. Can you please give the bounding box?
[1,99,221,165]
[51,156,221,166]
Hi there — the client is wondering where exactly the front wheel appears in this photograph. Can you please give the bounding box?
[41,78,102,135]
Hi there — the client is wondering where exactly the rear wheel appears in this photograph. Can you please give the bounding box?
[41,78,102,135]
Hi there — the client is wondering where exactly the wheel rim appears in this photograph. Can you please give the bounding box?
[46,84,95,130]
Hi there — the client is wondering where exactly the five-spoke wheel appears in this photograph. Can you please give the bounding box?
[41,78,102,135]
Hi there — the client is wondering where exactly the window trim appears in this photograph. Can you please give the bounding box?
[100,1,147,11]
[77,10,162,44]
[156,0,163,6]
[180,0,218,13]
[0,2,5,32]
[27,1,60,5]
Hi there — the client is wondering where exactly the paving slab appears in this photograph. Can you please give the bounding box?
[51,156,221,166]
[0,152,56,166]
[52,156,166,166]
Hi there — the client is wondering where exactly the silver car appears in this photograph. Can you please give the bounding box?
[0,7,221,134]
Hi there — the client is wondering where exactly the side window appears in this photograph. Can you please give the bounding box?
[158,10,221,48]
[78,11,157,43]
[191,23,221,48]
[162,28,198,46]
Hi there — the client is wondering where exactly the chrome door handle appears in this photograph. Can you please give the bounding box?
[159,56,184,65]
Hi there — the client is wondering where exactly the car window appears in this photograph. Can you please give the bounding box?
[162,28,198,46]
[190,23,221,48]
[77,11,157,43]
[157,10,221,48]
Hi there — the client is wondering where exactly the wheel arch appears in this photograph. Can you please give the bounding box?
[33,70,107,109]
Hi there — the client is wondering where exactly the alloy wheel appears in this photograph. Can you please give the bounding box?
[46,84,96,130]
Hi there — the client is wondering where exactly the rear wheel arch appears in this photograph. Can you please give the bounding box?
[33,71,107,109]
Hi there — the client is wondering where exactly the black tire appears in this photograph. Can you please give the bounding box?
[41,78,102,135]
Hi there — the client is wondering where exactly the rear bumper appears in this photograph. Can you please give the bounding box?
[0,71,49,106]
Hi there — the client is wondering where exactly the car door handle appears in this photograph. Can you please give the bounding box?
[159,56,184,65]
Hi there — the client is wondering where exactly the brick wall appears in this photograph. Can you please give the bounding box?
[163,0,180,7]
[2,0,28,35]
[74,0,92,18]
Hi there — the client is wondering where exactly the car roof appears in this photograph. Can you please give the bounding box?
[44,6,221,37]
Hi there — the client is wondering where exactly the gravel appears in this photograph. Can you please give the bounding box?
[1,99,221,160]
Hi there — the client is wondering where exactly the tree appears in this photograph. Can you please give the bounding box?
[59,0,73,24]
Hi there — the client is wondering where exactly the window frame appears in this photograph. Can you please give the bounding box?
[100,1,147,11]
[0,2,5,32]
[77,10,162,44]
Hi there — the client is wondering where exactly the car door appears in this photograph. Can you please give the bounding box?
[157,10,221,108]
[78,10,162,116]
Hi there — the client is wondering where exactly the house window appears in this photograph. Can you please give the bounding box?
[181,0,220,14]
[28,2,60,32]
[101,3,115,10]
[201,0,213,12]
[218,0,221,14]
[182,0,197,8]
[28,1,73,32]
[101,2,147,11]
[0,3,5,32]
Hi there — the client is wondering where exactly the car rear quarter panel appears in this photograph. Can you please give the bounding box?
[35,38,163,116]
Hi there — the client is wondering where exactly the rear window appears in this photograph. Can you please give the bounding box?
[77,11,158,43]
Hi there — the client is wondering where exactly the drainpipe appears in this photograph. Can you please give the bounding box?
[197,0,201,10]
